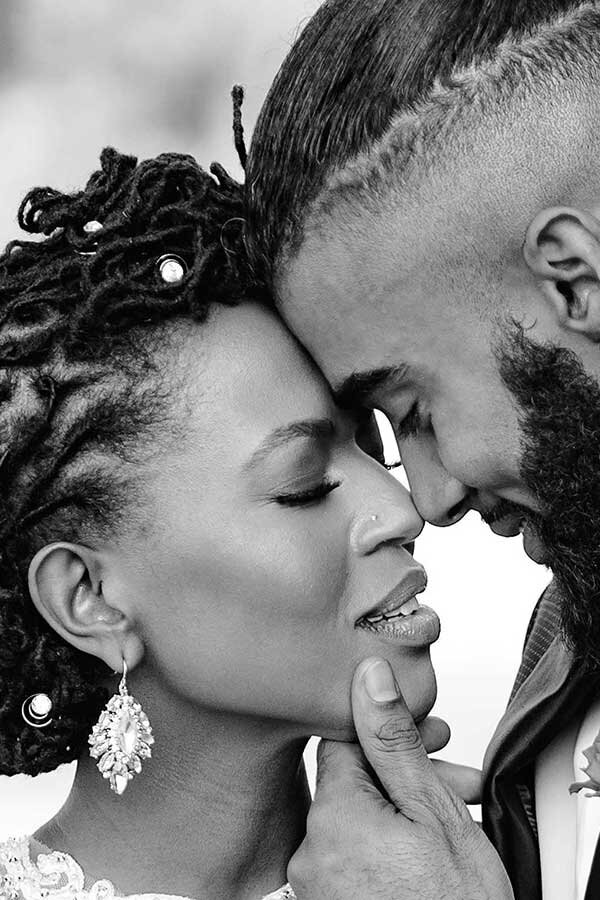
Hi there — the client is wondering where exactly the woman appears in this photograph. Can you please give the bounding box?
[0,148,439,900]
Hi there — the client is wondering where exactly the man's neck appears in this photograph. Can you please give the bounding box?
[35,680,310,900]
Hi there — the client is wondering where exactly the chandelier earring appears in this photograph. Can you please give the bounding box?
[88,660,154,796]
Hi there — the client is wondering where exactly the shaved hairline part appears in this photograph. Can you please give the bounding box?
[279,2,600,289]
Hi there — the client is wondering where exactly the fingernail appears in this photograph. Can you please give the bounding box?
[363,659,400,703]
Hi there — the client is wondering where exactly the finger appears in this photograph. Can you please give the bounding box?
[418,716,451,753]
[310,740,395,829]
[315,739,385,801]
[314,739,364,798]
[431,760,482,804]
[351,657,443,816]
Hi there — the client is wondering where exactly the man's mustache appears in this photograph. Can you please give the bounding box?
[479,498,532,527]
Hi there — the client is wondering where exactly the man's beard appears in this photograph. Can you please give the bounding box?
[495,321,600,669]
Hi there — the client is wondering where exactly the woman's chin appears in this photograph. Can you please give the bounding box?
[316,659,438,743]
[391,651,438,721]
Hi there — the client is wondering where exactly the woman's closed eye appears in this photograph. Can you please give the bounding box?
[274,477,342,508]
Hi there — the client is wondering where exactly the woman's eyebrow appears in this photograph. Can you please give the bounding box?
[334,364,411,410]
[245,417,336,470]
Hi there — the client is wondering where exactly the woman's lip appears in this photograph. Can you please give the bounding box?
[357,605,441,647]
[356,567,428,623]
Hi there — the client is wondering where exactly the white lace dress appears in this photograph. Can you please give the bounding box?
[0,837,295,900]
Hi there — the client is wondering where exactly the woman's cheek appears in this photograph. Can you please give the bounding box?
[264,523,350,617]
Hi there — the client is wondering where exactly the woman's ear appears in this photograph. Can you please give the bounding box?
[523,206,600,340]
[28,542,143,674]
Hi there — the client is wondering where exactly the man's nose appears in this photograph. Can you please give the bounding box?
[401,443,472,527]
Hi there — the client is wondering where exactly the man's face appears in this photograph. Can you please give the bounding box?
[279,211,600,664]
[279,219,541,538]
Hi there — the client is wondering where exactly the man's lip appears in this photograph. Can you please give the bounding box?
[356,567,428,623]
[522,522,548,565]
[488,516,525,538]
[488,516,549,565]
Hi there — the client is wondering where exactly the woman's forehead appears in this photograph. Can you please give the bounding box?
[170,302,336,453]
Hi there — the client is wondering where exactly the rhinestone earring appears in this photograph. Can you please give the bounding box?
[88,660,154,795]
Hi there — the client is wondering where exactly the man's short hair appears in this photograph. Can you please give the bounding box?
[245,0,593,284]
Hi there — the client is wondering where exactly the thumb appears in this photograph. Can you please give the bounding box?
[351,657,444,817]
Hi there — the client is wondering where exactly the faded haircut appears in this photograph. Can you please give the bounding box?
[309,3,600,238]
[246,0,598,284]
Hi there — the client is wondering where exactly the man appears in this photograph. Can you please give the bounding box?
[244,1,600,898]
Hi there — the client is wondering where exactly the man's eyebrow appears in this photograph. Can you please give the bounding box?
[334,365,411,410]
[245,417,336,470]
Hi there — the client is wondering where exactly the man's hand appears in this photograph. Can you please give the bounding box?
[288,658,514,900]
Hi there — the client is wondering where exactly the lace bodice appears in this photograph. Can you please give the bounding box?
[0,837,295,900]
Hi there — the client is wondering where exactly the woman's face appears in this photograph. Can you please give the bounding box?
[115,303,439,739]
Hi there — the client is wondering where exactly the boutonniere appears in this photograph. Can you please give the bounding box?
[570,730,600,797]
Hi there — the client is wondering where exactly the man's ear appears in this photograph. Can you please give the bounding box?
[523,206,600,340]
[28,543,143,674]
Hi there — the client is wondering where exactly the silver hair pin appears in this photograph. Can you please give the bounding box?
[75,220,103,257]
[157,254,187,284]
[83,220,103,235]
[21,693,53,728]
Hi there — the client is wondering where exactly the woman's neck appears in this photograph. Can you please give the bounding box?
[35,679,311,900]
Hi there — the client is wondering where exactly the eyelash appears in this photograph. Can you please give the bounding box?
[275,478,342,507]
[395,402,424,440]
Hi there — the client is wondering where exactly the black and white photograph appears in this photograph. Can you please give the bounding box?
[0,2,598,898]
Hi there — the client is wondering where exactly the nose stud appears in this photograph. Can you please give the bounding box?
[370,514,378,522]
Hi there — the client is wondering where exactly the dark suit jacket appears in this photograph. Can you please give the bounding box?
[482,583,600,900]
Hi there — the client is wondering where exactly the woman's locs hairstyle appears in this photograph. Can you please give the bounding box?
[0,147,254,778]
[232,84,248,173]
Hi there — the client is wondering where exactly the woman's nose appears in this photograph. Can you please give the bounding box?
[352,482,424,556]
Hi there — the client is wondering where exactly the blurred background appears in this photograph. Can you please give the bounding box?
[0,0,548,836]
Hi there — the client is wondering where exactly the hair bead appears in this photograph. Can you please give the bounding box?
[21,694,53,728]
[157,254,187,284]
[0,147,249,776]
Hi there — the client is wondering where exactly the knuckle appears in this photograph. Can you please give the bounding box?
[375,715,422,752]
[440,788,477,833]
[419,786,470,833]
[453,814,487,852]
[419,785,446,815]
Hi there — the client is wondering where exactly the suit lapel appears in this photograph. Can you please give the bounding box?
[509,584,563,701]
[584,835,600,900]
[483,635,574,780]
[483,586,600,900]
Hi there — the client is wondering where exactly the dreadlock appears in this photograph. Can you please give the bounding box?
[0,147,252,776]
[231,85,248,172]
